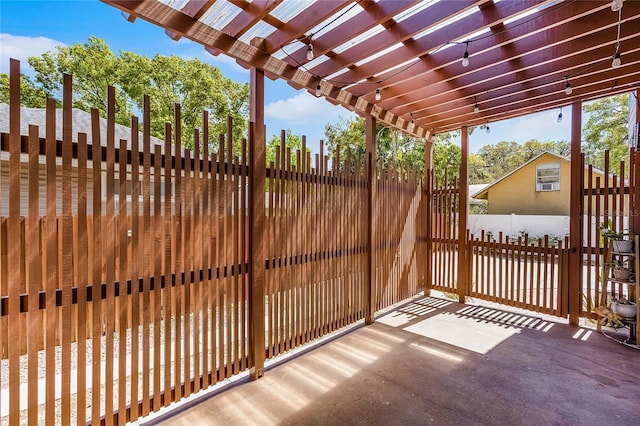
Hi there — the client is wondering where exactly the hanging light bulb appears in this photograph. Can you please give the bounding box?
[409,118,415,131]
[375,88,381,101]
[557,110,563,123]
[486,124,490,134]
[611,0,624,12]
[461,42,470,67]
[315,84,321,97]
[612,51,621,68]
[564,77,573,95]
[306,43,314,61]
[474,103,479,114]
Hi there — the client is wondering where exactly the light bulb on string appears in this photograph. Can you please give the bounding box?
[315,84,321,97]
[474,103,479,114]
[612,0,624,12]
[375,88,381,101]
[564,77,573,95]
[485,124,490,134]
[557,110,563,123]
[461,42,470,67]
[612,51,621,68]
[306,43,314,61]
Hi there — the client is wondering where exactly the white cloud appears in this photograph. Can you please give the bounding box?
[265,92,354,126]
[0,33,66,74]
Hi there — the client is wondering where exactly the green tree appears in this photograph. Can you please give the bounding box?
[582,94,629,174]
[431,135,460,183]
[520,139,570,160]
[0,73,48,107]
[10,36,248,152]
[323,116,428,173]
[118,51,249,150]
[468,153,491,184]
[266,129,307,167]
[28,36,133,124]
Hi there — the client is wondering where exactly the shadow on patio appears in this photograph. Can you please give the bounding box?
[144,295,639,425]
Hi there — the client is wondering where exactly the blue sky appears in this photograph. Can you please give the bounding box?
[0,0,573,154]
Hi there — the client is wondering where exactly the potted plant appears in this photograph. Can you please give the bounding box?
[611,258,632,280]
[611,297,637,319]
[599,223,634,252]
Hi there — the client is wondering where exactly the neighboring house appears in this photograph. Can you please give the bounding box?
[0,103,165,216]
[471,151,608,215]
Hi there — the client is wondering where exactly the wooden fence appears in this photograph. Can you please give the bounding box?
[429,148,639,319]
[430,173,567,315]
[0,62,427,425]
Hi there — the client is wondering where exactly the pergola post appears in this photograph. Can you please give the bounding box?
[568,101,583,325]
[457,127,469,302]
[632,89,640,236]
[365,114,377,324]
[248,46,266,379]
[424,138,434,296]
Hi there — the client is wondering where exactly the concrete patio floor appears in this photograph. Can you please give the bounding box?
[143,294,640,425]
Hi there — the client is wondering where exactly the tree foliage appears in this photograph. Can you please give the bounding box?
[0,36,249,152]
[323,116,433,174]
[468,139,569,184]
[266,129,308,167]
[582,94,629,174]
[0,73,48,108]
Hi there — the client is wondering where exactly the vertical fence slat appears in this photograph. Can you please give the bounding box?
[90,107,102,424]
[60,73,73,426]
[27,124,40,425]
[77,132,88,424]
[162,122,173,407]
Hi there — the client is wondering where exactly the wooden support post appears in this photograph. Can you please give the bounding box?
[631,89,640,236]
[365,115,376,324]
[568,101,583,325]
[425,138,434,296]
[458,127,469,302]
[249,54,266,380]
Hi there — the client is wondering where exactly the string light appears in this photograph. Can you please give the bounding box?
[473,97,479,113]
[612,50,621,68]
[306,43,314,61]
[611,0,624,12]
[461,41,470,67]
[612,9,622,68]
[557,108,563,123]
[409,113,415,131]
[564,76,573,95]
[375,88,381,101]
[485,123,490,134]
[315,84,321,97]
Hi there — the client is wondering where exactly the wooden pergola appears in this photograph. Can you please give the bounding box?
[102,0,640,137]
[101,0,640,326]
[2,3,640,424]
[99,0,638,352]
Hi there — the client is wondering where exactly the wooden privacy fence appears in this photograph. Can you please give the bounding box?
[430,148,640,319]
[430,174,567,315]
[0,62,428,425]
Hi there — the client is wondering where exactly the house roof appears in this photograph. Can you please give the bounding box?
[101,0,640,139]
[0,103,164,152]
[469,183,489,203]
[471,150,605,199]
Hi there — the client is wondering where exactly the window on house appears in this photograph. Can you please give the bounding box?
[536,162,560,191]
